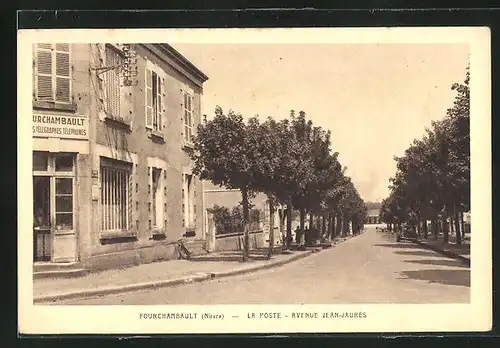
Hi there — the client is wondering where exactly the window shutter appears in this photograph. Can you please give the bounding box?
[180,89,185,140]
[157,75,163,131]
[145,68,153,128]
[36,45,53,101]
[105,47,121,118]
[181,173,186,227]
[188,96,192,126]
[188,95,193,140]
[55,44,71,103]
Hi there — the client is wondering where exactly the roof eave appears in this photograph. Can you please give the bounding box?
[155,43,209,84]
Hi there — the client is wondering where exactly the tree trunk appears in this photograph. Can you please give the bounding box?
[416,220,421,237]
[285,204,292,249]
[450,215,455,236]
[330,214,336,239]
[286,204,292,249]
[299,208,306,232]
[241,188,250,261]
[279,208,285,246]
[432,219,438,240]
[321,215,327,239]
[423,220,428,239]
[454,206,462,245]
[307,213,314,245]
[267,198,275,258]
[443,217,449,244]
[327,213,333,240]
[342,217,349,237]
[460,211,465,239]
[335,214,342,238]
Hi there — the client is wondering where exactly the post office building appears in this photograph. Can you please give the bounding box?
[31,43,209,275]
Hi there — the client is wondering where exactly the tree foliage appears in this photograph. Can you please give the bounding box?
[381,67,470,244]
[189,105,367,258]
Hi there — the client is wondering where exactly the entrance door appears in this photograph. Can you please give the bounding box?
[33,176,51,261]
[33,152,76,262]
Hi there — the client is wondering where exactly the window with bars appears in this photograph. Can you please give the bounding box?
[104,46,124,118]
[145,68,165,132]
[100,160,131,232]
[34,43,71,103]
[183,92,194,143]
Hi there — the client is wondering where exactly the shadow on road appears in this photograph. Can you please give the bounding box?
[189,255,270,262]
[403,259,469,268]
[399,269,470,287]
[373,242,424,250]
[394,250,442,258]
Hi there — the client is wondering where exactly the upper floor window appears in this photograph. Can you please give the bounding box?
[34,43,71,104]
[183,92,194,143]
[104,46,124,119]
[145,68,165,132]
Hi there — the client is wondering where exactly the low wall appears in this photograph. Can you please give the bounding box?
[215,230,266,252]
[82,239,206,272]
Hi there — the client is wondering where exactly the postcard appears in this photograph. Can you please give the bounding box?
[18,27,491,334]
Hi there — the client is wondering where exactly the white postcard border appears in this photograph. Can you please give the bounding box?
[18,27,492,334]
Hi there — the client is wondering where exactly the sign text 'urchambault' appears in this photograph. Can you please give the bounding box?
[32,114,88,140]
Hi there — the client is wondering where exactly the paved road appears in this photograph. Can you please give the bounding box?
[58,227,470,305]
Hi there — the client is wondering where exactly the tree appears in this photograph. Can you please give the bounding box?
[187,106,258,261]
[191,106,368,256]
[244,115,283,257]
[383,65,470,244]
[206,204,231,234]
[255,111,318,249]
[287,111,316,242]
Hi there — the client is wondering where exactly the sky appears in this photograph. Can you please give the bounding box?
[172,43,469,203]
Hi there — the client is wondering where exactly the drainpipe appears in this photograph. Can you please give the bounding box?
[85,43,99,267]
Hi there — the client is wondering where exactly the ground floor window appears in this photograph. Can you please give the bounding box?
[183,173,195,229]
[150,167,164,229]
[100,158,132,232]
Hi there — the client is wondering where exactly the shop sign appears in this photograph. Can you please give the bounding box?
[33,114,88,140]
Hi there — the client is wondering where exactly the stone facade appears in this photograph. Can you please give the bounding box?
[32,43,208,271]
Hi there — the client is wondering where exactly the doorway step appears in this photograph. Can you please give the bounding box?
[33,262,89,279]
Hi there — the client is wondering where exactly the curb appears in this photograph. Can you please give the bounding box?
[409,239,470,266]
[34,272,213,304]
[211,250,314,278]
[34,250,316,304]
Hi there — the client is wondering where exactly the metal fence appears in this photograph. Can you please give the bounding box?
[214,210,263,235]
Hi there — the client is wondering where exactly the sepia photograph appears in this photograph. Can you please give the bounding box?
[18,27,491,334]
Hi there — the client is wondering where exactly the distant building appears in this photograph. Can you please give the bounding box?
[365,209,381,224]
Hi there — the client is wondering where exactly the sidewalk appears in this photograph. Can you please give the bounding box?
[33,248,316,304]
[34,235,358,304]
[409,236,470,265]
